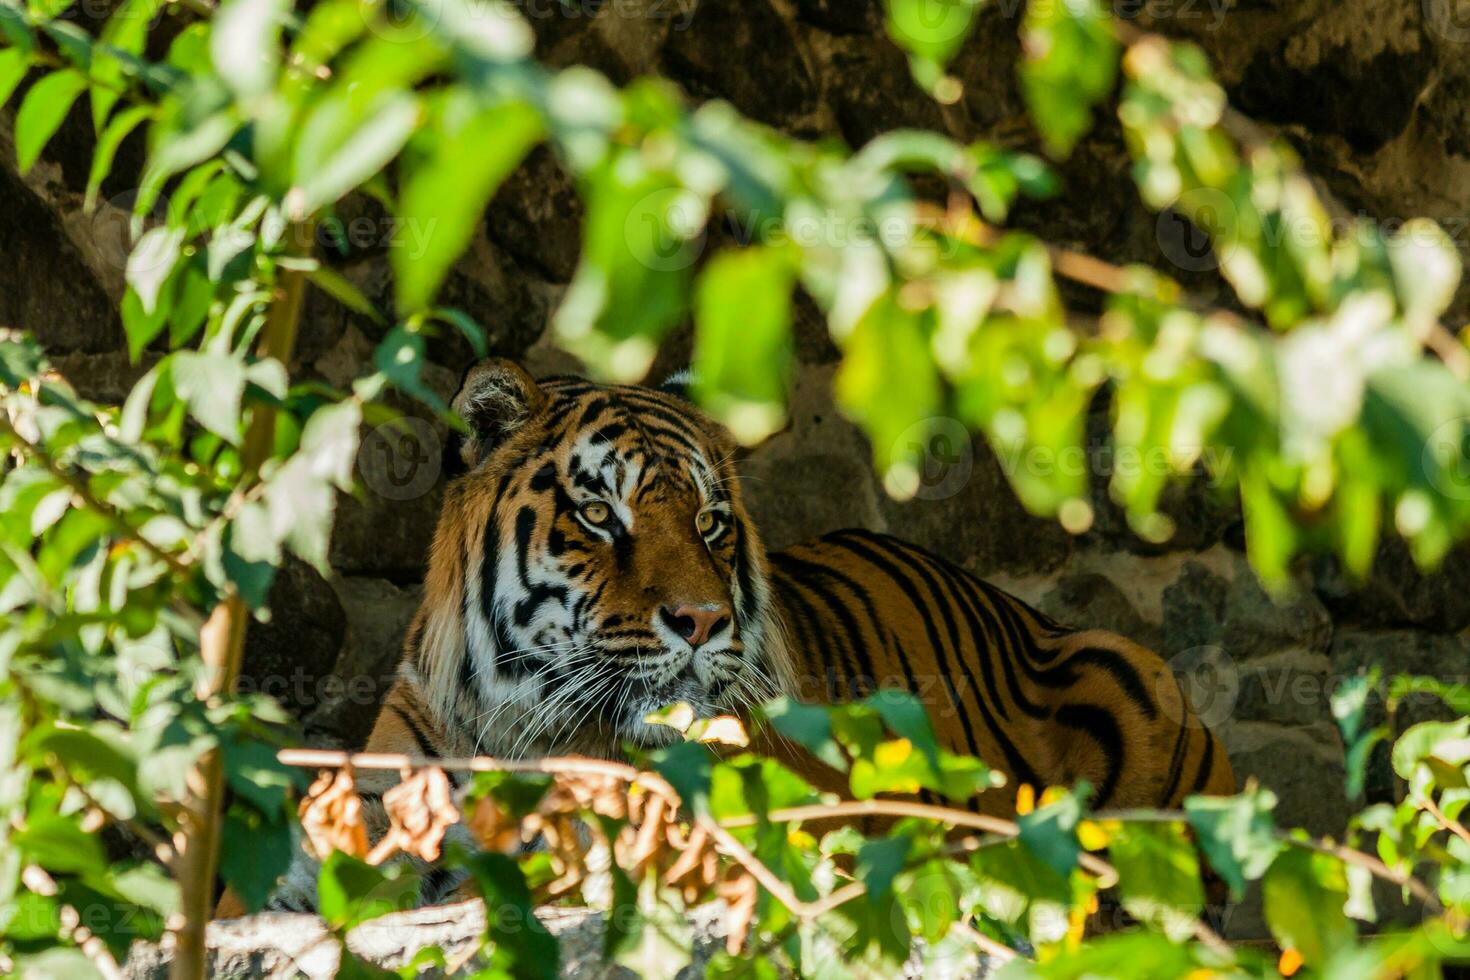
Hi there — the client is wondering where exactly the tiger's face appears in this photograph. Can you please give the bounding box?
[412,360,788,759]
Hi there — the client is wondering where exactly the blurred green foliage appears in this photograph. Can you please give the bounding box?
[1,0,1469,974]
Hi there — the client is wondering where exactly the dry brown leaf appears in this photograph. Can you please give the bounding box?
[299,767,369,860]
[466,795,522,854]
[717,870,759,955]
[368,767,460,865]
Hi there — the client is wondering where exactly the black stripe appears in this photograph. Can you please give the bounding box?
[824,531,1036,782]
[769,556,882,692]
[1188,732,1216,797]
[1054,703,1123,807]
[388,704,439,760]
[732,519,762,630]
[1160,678,1192,806]
[900,541,1050,722]
[768,552,886,684]
[1031,647,1158,722]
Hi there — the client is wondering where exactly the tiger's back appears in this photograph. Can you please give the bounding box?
[769,529,1233,814]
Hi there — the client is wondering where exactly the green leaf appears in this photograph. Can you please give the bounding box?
[864,689,940,769]
[856,835,911,905]
[395,97,542,312]
[13,815,108,874]
[1017,784,1085,879]
[373,327,443,412]
[170,351,246,441]
[1019,0,1119,158]
[554,152,703,382]
[15,68,87,173]
[453,849,559,980]
[1391,717,1470,785]
[0,47,29,112]
[692,245,796,445]
[1184,784,1282,900]
[317,851,420,931]
[298,398,362,493]
[1387,217,1462,327]
[0,3,33,53]
[122,285,170,362]
[222,735,297,814]
[1333,671,1388,802]
[761,698,849,773]
[1262,846,1355,968]
[995,930,1205,980]
[611,875,693,980]
[970,839,1071,938]
[1107,821,1204,941]
[308,266,384,325]
[85,104,151,210]
[90,0,159,131]
[833,291,942,498]
[12,948,104,979]
[108,862,181,918]
[297,92,422,214]
[652,740,715,817]
[898,858,961,945]
[886,0,981,67]
[125,226,184,316]
[219,805,293,913]
[210,0,286,97]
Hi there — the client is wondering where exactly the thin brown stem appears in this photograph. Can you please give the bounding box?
[721,799,1116,885]
[169,223,313,980]
[1424,797,1470,850]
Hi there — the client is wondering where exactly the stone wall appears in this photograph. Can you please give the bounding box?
[7,0,1470,935]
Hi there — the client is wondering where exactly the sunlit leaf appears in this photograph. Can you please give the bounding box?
[15,69,87,173]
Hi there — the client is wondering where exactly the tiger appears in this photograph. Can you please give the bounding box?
[241,358,1233,914]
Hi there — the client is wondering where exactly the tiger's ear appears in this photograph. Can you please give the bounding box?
[451,359,547,469]
[657,368,694,402]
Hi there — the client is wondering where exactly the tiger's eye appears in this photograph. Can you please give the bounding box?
[580,501,612,526]
[696,511,716,534]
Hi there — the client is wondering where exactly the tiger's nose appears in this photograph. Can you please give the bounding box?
[659,603,731,648]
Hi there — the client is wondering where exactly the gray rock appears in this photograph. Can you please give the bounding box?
[0,166,122,354]
[1161,559,1333,663]
[486,146,584,283]
[312,576,424,747]
[822,36,947,149]
[1313,539,1470,634]
[122,901,996,978]
[240,559,348,724]
[1035,572,1157,646]
[880,437,1076,579]
[793,0,883,36]
[1226,723,1348,838]
[329,482,445,578]
[1233,651,1336,729]
[662,0,819,130]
